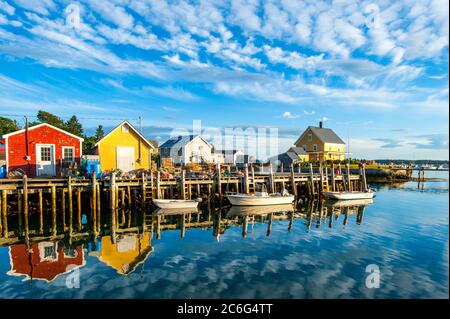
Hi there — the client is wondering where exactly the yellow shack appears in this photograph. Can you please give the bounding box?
[98,232,154,275]
[94,121,156,172]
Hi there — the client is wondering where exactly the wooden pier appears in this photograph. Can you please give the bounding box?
[0,163,368,242]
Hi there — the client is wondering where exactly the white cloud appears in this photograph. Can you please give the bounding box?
[87,0,134,29]
[12,0,56,15]
[282,111,299,119]
[0,1,14,15]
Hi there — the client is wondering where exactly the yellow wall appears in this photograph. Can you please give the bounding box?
[295,128,345,161]
[97,125,153,171]
[99,233,152,275]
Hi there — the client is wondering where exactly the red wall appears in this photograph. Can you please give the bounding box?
[6,125,82,177]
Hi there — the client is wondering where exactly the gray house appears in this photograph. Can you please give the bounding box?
[159,135,213,165]
[268,147,309,171]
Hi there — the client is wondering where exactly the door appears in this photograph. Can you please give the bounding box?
[36,144,56,176]
[116,147,135,172]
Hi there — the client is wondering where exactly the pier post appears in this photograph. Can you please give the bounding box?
[92,173,97,234]
[269,163,275,193]
[68,177,73,235]
[362,163,368,192]
[18,191,22,235]
[156,171,161,199]
[346,163,352,192]
[96,180,101,232]
[141,172,146,211]
[61,188,66,231]
[331,163,336,192]
[309,163,315,197]
[181,170,186,200]
[77,188,82,230]
[38,189,43,234]
[244,164,250,194]
[1,190,7,238]
[217,164,222,197]
[51,185,57,237]
[22,175,29,239]
[110,173,117,241]
[290,163,297,196]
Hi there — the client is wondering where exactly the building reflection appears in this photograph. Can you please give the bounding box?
[2,199,373,283]
[7,241,85,282]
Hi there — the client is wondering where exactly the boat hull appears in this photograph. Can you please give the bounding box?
[225,194,295,206]
[322,191,375,200]
[153,199,200,209]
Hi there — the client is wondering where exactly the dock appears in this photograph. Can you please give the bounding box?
[0,162,369,242]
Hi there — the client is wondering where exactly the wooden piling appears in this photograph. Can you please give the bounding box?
[38,189,43,234]
[156,171,161,199]
[51,185,57,237]
[269,163,275,193]
[96,180,101,231]
[290,163,297,196]
[244,164,250,194]
[346,163,352,192]
[309,163,315,196]
[77,188,82,230]
[181,170,186,200]
[68,177,73,235]
[362,163,368,192]
[22,175,29,239]
[110,173,117,241]
[141,172,146,211]
[331,163,336,192]
[1,190,7,238]
[61,188,66,231]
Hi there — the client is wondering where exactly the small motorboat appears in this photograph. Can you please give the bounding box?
[322,190,375,200]
[153,198,202,209]
[225,190,295,206]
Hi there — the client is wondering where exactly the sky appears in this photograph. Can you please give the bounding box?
[0,0,448,160]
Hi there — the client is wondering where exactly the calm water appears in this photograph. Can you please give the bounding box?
[0,172,448,299]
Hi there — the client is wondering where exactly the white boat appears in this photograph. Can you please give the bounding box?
[225,191,295,206]
[153,198,201,209]
[322,190,375,200]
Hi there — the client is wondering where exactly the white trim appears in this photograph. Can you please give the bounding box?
[62,146,75,161]
[35,143,56,176]
[94,120,154,149]
[312,144,317,151]
[2,123,84,141]
[79,139,83,159]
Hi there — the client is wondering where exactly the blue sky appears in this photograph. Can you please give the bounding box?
[0,0,448,160]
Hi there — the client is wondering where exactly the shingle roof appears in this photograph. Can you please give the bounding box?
[288,147,308,156]
[303,126,345,144]
[159,135,212,149]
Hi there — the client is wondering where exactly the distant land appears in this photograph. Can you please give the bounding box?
[375,160,449,165]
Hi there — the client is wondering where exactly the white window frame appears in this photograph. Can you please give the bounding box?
[313,144,317,151]
[62,146,75,162]
[307,133,312,141]
[302,144,307,151]
[121,124,129,132]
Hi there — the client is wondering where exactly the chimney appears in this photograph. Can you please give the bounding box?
[319,121,323,128]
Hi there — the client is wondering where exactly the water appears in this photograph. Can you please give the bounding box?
[0,172,448,299]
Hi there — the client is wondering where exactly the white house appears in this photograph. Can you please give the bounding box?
[159,135,213,165]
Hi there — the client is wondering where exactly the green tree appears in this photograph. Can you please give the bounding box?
[0,117,19,135]
[95,125,105,140]
[36,110,66,129]
[82,135,97,155]
[65,115,83,136]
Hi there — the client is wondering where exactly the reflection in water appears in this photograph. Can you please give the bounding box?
[0,175,448,299]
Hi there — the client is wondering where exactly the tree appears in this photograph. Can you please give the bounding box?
[65,115,83,136]
[0,117,19,135]
[36,110,66,129]
[95,125,105,140]
[82,135,97,155]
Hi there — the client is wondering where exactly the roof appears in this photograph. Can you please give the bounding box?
[94,120,155,148]
[295,126,345,145]
[2,123,84,141]
[148,140,159,149]
[219,149,242,155]
[288,147,308,156]
[159,135,212,149]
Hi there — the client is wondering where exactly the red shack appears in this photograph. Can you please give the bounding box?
[2,123,83,177]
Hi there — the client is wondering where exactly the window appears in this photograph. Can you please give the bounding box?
[178,148,183,156]
[328,145,332,151]
[307,133,312,141]
[122,124,129,132]
[40,146,51,161]
[313,144,317,151]
[44,245,56,259]
[63,147,75,162]
[302,144,307,151]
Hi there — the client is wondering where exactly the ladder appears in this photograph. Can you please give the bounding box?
[321,167,329,192]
